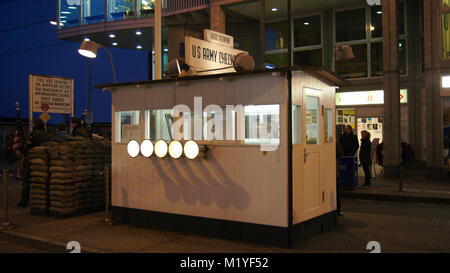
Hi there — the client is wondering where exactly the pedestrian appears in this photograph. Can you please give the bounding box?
[336,134,344,216]
[339,125,359,156]
[359,130,372,186]
[71,117,89,138]
[17,118,50,207]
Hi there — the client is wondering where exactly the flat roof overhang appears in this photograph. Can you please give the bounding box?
[95,66,348,91]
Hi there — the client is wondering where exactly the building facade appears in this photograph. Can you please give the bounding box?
[55,0,449,178]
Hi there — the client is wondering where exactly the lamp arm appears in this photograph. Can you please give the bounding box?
[101,46,118,83]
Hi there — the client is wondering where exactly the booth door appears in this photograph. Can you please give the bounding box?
[303,91,323,218]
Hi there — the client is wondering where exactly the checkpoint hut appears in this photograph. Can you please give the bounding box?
[96,67,345,247]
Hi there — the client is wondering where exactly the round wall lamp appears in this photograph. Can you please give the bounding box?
[127,140,140,158]
[140,139,153,157]
[168,140,183,159]
[184,140,199,160]
[155,139,168,158]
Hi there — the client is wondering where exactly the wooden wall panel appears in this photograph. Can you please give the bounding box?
[111,73,289,227]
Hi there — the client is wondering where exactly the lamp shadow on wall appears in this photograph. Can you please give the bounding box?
[152,154,250,210]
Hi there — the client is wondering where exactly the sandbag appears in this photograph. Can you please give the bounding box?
[30,159,48,166]
[51,172,73,179]
[30,165,48,171]
[30,171,48,178]
[30,177,47,183]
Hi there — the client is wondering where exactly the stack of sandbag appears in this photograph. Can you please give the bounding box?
[70,140,96,212]
[29,146,50,213]
[48,142,79,216]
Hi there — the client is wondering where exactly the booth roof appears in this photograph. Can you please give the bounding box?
[94,66,348,91]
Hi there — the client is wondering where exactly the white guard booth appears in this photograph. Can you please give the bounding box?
[97,68,344,248]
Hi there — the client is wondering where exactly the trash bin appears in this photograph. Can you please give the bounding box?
[338,156,358,189]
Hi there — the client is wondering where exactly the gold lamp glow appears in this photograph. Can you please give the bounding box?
[168,140,183,159]
[140,140,154,157]
[127,140,140,158]
[154,140,168,158]
[78,41,100,58]
[184,140,199,160]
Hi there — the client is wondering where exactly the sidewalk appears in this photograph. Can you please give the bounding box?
[341,166,450,204]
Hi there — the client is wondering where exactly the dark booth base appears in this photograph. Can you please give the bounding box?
[112,206,337,248]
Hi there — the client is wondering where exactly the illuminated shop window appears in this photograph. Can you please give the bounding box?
[116,111,140,143]
[244,105,280,145]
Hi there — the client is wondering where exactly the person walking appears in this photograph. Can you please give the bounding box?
[339,125,359,156]
[359,130,372,186]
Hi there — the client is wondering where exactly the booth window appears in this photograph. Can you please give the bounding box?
[244,105,280,145]
[292,105,302,144]
[116,111,140,143]
[266,21,289,51]
[145,110,173,142]
[306,96,320,145]
[324,109,334,143]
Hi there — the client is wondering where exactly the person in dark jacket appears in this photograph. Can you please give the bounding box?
[339,125,359,156]
[17,119,51,207]
[359,130,372,186]
[71,117,89,138]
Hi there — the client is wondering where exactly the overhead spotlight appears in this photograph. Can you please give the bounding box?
[112,42,118,46]
[136,30,142,35]
[184,140,199,160]
[127,140,140,157]
[272,7,278,11]
[137,45,142,49]
[83,37,90,42]
[140,139,153,157]
[50,21,57,25]
[304,22,310,25]
[169,141,183,159]
[109,33,116,38]
[155,139,168,158]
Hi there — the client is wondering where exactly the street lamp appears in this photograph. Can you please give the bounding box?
[78,40,118,83]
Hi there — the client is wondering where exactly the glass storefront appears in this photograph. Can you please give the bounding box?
[108,0,135,21]
[59,0,80,29]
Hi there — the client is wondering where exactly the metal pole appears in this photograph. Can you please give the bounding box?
[1,169,17,230]
[88,58,92,112]
[100,167,112,225]
[260,0,265,69]
[154,0,162,80]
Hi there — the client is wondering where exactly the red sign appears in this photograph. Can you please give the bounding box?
[41,103,50,112]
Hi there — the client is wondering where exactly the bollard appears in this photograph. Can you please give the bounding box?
[1,169,17,230]
[100,167,112,226]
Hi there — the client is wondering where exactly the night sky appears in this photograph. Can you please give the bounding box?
[0,0,149,124]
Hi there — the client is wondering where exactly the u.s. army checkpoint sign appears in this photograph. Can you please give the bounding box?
[185,36,247,75]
